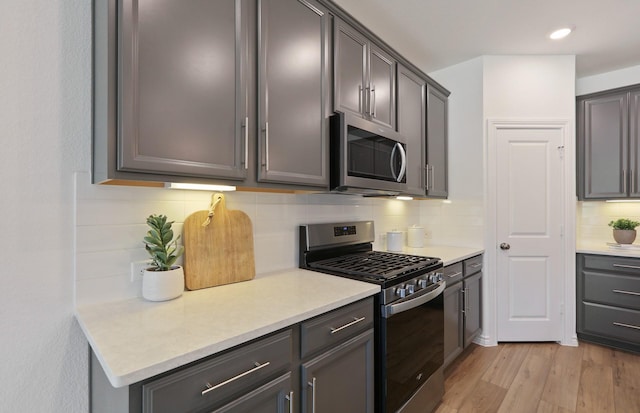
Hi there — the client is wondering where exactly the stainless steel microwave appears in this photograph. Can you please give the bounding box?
[330,111,408,195]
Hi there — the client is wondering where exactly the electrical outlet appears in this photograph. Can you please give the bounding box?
[424,230,432,239]
[130,260,149,282]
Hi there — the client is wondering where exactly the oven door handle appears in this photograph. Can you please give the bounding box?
[382,280,446,318]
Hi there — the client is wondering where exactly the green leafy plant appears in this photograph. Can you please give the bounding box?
[143,214,184,271]
[608,218,640,230]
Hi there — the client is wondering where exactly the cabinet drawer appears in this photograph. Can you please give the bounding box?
[464,255,483,276]
[582,303,640,344]
[300,298,373,358]
[582,254,640,275]
[583,270,640,310]
[443,262,463,286]
[141,329,292,413]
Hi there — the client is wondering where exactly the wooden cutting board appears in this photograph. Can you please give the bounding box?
[183,193,255,290]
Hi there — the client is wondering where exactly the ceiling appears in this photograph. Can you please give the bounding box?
[333,0,640,79]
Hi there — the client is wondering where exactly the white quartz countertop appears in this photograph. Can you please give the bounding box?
[75,268,380,388]
[379,244,484,266]
[577,241,640,258]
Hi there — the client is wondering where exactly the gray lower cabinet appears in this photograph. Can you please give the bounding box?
[257,0,329,186]
[333,17,396,130]
[397,64,426,196]
[576,253,640,353]
[425,85,448,198]
[443,255,483,368]
[577,84,640,200]
[91,298,374,413]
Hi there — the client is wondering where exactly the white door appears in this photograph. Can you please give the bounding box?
[495,124,564,341]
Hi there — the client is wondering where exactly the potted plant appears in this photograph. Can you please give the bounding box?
[142,214,185,301]
[608,218,640,244]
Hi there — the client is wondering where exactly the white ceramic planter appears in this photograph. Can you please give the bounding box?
[142,266,185,301]
[613,229,637,244]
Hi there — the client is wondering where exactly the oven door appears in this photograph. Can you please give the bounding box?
[381,281,445,413]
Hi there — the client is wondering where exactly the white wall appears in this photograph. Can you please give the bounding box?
[0,1,91,411]
[576,63,640,96]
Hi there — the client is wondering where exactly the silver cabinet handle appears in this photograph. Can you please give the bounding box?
[460,288,465,314]
[370,85,376,118]
[613,322,640,331]
[632,169,636,194]
[263,122,269,171]
[201,361,270,396]
[623,169,628,193]
[425,164,430,190]
[613,264,640,270]
[470,263,482,268]
[364,86,371,116]
[308,377,317,413]
[465,287,470,314]
[243,117,249,169]
[613,289,640,296]
[285,391,294,413]
[358,85,364,114]
[429,165,435,190]
[446,271,462,278]
[330,316,366,334]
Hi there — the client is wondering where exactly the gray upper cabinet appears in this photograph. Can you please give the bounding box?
[426,85,448,198]
[397,65,426,196]
[257,0,329,186]
[333,18,396,130]
[578,91,628,199]
[630,90,640,197]
[117,0,249,180]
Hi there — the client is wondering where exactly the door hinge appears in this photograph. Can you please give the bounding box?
[557,145,565,159]
[560,225,564,237]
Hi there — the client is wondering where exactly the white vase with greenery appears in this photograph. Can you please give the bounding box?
[142,214,185,301]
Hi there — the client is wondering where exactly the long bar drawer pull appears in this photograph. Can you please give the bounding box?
[613,289,640,296]
[470,263,482,268]
[613,322,640,331]
[612,264,640,270]
[330,316,365,334]
[201,361,271,395]
[447,271,462,278]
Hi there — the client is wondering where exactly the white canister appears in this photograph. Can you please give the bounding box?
[387,230,403,252]
[407,225,425,248]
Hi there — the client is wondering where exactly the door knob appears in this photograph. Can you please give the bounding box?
[500,243,511,250]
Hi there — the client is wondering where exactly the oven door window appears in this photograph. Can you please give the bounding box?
[385,294,443,413]
[347,126,407,183]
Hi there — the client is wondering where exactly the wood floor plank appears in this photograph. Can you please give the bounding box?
[536,399,575,413]
[457,380,508,413]
[611,349,640,413]
[541,344,584,411]
[581,341,614,366]
[481,343,531,389]
[434,402,459,413]
[441,345,502,409]
[497,353,554,413]
[576,360,615,413]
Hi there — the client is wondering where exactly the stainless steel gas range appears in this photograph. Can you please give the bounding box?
[299,221,445,413]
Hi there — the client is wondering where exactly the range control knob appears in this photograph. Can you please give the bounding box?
[396,285,407,298]
[418,279,429,288]
[429,272,443,283]
[406,283,416,295]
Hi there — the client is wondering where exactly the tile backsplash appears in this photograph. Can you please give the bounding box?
[74,172,484,306]
[577,200,640,243]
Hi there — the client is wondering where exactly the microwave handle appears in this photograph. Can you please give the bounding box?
[390,143,398,180]
[397,143,407,182]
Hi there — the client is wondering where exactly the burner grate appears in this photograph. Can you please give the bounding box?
[309,251,440,280]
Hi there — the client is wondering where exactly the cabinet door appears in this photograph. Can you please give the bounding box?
[397,65,425,195]
[118,0,248,179]
[368,44,396,129]
[301,330,374,413]
[212,373,293,413]
[580,92,629,199]
[333,18,368,118]
[426,85,448,198]
[258,0,329,186]
[464,272,482,348]
[443,282,463,368]
[630,90,640,197]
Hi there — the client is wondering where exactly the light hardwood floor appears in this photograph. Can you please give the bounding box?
[435,341,640,413]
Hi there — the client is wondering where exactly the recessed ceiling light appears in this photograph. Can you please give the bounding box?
[549,27,573,40]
